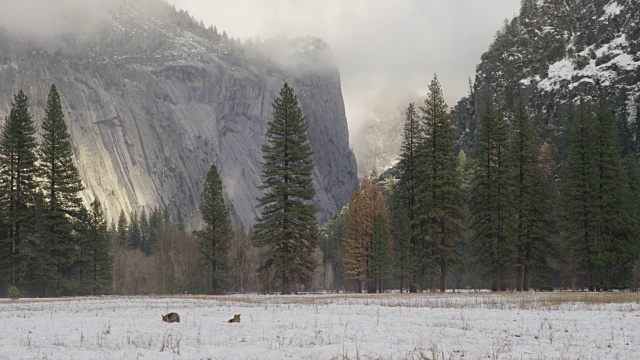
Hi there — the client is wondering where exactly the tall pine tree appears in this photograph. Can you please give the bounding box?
[194,164,232,294]
[38,84,85,295]
[416,76,465,292]
[0,91,40,290]
[254,83,318,294]
[342,173,392,293]
[511,97,551,291]
[342,186,371,293]
[396,103,422,289]
[470,99,515,291]
[562,99,597,291]
[388,178,416,293]
[84,199,112,295]
[592,95,639,289]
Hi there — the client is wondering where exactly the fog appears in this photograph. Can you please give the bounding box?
[0,0,108,40]
[0,0,521,137]
[167,0,521,136]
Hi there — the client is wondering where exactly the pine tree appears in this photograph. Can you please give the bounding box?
[416,76,465,292]
[396,102,422,287]
[194,164,232,294]
[38,84,85,295]
[149,207,161,252]
[254,83,318,294]
[128,212,141,250]
[624,152,640,223]
[469,99,515,291]
[388,179,416,293]
[370,209,393,292]
[562,99,597,291]
[84,199,112,295]
[512,97,551,291]
[366,173,392,293]
[592,95,639,289]
[117,210,128,247]
[342,186,370,292]
[0,91,39,289]
[319,209,346,290]
[341,173,391,293]
[139,208,151,255]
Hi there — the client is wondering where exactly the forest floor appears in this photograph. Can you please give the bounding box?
[0,291,639,359]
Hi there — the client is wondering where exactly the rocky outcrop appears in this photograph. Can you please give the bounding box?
[452,0,640,153]
[0,0,358,226]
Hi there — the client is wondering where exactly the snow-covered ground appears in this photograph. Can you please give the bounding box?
[0,292,639,359]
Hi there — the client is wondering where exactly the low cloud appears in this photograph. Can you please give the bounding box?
[0,0,108,40]
[0,0,521,137]
[168,0,521,135]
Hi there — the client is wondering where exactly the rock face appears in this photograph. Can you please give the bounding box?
[451,0,640,153]
[0,0,358,226]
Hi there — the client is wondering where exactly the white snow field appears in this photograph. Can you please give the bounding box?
[0,292,639,359]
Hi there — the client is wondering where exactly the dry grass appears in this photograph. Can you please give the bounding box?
[2,291,638,312]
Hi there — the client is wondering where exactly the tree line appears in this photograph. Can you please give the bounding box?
[321,77,640,292]
[0,86,111,297]
[4,78,639,298]
[0,82,320,297]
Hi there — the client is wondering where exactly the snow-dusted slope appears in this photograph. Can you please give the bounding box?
[451,0,640,151]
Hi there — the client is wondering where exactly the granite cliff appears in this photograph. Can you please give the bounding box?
[0,0,358,226]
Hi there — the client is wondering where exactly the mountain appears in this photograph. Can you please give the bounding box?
[452,0,640,154]
[351,107,404,178]
[0,0,358,226]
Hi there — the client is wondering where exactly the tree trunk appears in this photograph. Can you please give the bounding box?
[440,257,446,293]
[516,258,523,291]
[495,259,502,292]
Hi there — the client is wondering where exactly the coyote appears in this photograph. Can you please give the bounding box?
[227,314,241,323]
[162,312,180,323]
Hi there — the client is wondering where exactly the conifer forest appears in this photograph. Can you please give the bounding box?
[2,77,639,298]
[1,0,640,299]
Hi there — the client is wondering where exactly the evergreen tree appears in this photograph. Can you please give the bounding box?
[38,84,85,295]
[0,91,39,289]
[149,207,161,252]
[128,212,141,250]
[369,209,393,292]
[470,99,515,291]
[117,210,128,247]
[592,95,639,288]
[342,173,391,293]
[562,100,597,290]
[254,83,318,294]
[396,102,422,287]
[512,97,551,291]
[194,164,232,294]
[319,209,346,290]
[84,199,112,295]
[388,179,416,293]
[139,208,151,255]
[624,152,640,224]
[342,186,370,293]
[416,76,465,292]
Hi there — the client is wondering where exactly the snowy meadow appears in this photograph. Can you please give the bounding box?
[0,292,639,359]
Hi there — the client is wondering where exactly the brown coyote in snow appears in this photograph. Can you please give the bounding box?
[162,312,180,323]
[227,314,241,323]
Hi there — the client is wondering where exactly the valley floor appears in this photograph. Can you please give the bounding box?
[0,292,639,359]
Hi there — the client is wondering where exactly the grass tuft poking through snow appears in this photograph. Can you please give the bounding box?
[0,292,638,359]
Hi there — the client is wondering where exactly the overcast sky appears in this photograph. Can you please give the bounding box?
[167,0,521,135]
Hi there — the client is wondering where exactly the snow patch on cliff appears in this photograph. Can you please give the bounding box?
[601,2,624,19]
